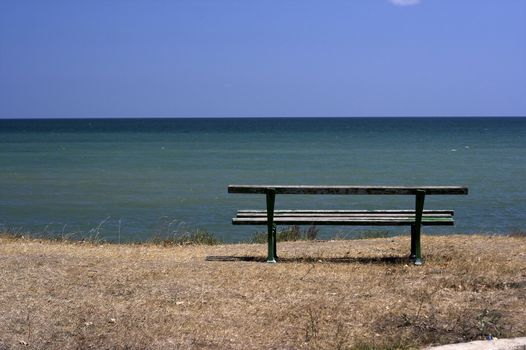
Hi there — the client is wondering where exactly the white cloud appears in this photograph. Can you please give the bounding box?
[389,0,421,6]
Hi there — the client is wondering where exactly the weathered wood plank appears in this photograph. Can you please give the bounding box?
[228,185,468,195]
[233,215,454,221]
[234,216,453,221]
[236,213,452,218]
[238,209,455,214]
[237,210,453,215]
[232,217,454,226]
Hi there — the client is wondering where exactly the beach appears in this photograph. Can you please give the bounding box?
[1,234,524,349]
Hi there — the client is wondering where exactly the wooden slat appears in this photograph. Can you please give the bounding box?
[235,210,455,224]
[228,185,468,195]
[237,213,452,218]
[234,216,453,221]
[236,210,454,217]
[237,215,453,221]
[238,209,454,214]
[232,216,454,226]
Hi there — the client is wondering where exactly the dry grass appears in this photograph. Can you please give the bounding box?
[0,234,525,349]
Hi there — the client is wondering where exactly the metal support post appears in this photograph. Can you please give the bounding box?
[266,189,277,263]
[411,189,426,265]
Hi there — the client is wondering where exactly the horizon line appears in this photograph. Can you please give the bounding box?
[1,115,525,120]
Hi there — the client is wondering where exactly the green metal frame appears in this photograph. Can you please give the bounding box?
[264,188,428,265]
[265,189,277,263]
[410,190,426,265]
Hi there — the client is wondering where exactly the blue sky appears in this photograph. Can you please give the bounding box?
[0,0,525,118]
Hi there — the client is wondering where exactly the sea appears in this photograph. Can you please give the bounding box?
[0,117,525,243]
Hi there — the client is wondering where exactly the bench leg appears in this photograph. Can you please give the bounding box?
[267,225,276,263]
[410,190,425,266]
[273,225,278,260]
[410,224,417,260]
[411,225,422,266]
[266,190,277,263]
[410,224,422,265]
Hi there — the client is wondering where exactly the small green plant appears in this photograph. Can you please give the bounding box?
[78,216,112,244]
[0,229,25,240]
[152,229,221,246]
[332,229,393,240]
[304,307,319,343]
[152,217,221,246]
[251,225,318,243]
[509,231,526,238]
[181,230,221,245]
[277,225,301,241]
[250,231,267,244]
[304,225,318,240]
[474,309,502,339]
[355,230,392,239]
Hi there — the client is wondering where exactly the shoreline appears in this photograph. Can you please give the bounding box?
[2,229,524,247]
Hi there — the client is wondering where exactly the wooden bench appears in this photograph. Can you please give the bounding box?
[228,185,468,265]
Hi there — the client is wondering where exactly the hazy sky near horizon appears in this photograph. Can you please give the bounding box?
[1,0,525,118]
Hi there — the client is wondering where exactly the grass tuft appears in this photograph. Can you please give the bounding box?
[151,229,221,246]
[251,225,319,243]
[509,231,526,238]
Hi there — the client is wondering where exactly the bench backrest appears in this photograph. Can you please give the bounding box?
[228,185,468,195]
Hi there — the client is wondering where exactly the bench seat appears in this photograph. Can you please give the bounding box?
[233,210,454,226]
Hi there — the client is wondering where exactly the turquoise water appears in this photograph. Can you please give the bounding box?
[0,117,525,242]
